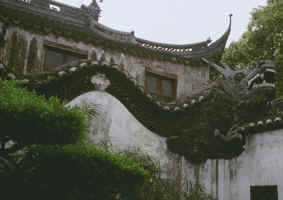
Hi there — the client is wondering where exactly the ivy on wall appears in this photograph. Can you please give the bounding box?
[0,23,7,62]
[7,31,27,75]
[0,4,205,67]
[27,37,39,73]
[7,32,18,72]
[18,34,27,74]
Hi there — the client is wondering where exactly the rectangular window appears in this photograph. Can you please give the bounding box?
[145,69,177,102]
[251,185,278,200]
[44,42,87,70]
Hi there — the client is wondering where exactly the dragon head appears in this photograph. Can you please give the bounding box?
[246,60,276,90]
[202,58,276,101]
[170,59,278,162]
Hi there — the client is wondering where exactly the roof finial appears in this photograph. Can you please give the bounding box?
[81,0,101,22]
[229,14,233,27]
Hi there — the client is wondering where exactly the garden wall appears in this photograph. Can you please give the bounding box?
[67,91,283,200]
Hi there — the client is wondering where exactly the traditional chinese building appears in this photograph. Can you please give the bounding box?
[1,1,282,200]
[0,0,231,102]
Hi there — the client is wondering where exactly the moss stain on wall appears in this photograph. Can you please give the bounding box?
[27,37,39,73]
[0,23,6,62]
[17,34,27,75]
[7,31,27,75]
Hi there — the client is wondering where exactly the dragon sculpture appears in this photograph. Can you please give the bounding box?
[0,57,278,163]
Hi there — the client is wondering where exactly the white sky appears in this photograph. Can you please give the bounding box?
[57,0,267,46]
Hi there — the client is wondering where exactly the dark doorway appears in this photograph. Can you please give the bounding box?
[251,185,278,200]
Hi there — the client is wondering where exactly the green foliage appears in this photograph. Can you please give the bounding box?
[0,145,149,200]
[0,144,149,200]
[106,151,215,200]
[0,143,216,200]
[0,79,86,147]
[140,173,183,200]
[184,183,215,200]
[118,151,182,200]
[222,38,251,68]
[0,79,152,200]
[222,1,283,95]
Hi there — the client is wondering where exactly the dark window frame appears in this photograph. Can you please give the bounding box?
[43,41,88,71]
[250,185,278,200]
[145,68,177,102]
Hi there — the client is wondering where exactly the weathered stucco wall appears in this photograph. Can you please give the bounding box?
[204,129,283,200]
[67,91,180,178]
[68,91,283,200]
[2,25,209,99]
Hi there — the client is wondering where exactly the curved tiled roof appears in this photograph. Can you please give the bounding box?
[136,14,232,58]
[0,0,231,59]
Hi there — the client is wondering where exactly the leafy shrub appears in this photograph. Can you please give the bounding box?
[0,80,151,200]
[222,1,283,96]
[184,183,216,200]
[3,144,149,200]
[119,151,216,200]
[0,79,86,147]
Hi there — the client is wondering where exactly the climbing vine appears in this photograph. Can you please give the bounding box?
[7,31,18,72]
[27,37,39,73]
[0,22,7,62]
[7,31,27,75]
[17,34,27,74]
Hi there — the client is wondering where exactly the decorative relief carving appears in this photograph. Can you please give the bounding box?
[91,73,111,91]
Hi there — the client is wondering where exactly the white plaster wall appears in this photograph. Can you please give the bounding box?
[66,91,181,179]
[218,130,283,200]
[183,130,283,200]
[66,91,216,193]
[67,91,283,200]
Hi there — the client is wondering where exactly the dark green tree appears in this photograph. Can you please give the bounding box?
[222,0,283,95]
[0,79,149,200]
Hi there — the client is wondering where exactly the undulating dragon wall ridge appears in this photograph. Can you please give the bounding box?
[0,57,281,163]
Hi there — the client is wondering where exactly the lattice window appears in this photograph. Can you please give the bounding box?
[251,185,278,200]
[145,69,177,102]
[44,42,87,70]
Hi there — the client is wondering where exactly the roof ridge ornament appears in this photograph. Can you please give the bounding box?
[229,14,233,29]
[81,0,101,22]
[201,58,234,79]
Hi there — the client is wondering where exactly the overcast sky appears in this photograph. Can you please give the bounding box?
[57,0,266,46]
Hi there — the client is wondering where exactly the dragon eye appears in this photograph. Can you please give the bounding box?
[264,71,275,83]
[234,73,244,82]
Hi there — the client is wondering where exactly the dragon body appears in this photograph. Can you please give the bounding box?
[0,58,277,163]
